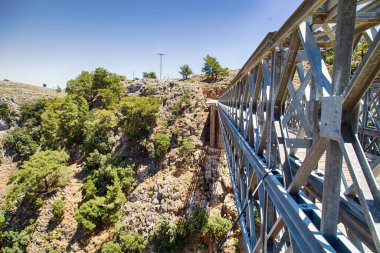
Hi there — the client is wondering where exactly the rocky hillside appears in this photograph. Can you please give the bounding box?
[0,80,65,111]
[0,70,243,253]
[0,81,65,197]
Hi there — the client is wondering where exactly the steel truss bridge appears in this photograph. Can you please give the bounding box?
[216,0,380,252]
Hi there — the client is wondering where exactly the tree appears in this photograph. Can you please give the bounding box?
[66,71,94,101]
[117,95,161,146]
[2,150,69,211]
[83,109,118,154]
[19,98,47,128]
[142,72,157,79]
[75,178,126,232]
[41,95,89,149]
[179,65,193,79]
[202,55,228,81]
[66,68,124,108]
[42,83,47,88]
[2,127,39,162]
[56,86,62,92]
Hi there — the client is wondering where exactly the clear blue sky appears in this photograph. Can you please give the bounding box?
[0,0,302,88]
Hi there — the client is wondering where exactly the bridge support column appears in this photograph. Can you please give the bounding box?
[207,100,224,152]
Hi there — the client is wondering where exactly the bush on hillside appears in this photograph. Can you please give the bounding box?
[152,132,170,159]
[83,109,118,154]
[2,127,39,162]
[33,197,44,210]
[19,99,48,128]
[0,101,15,126]
[51,199,65,220]
[117,95,161,149]
[85,150,109,171]
[201,213,231,243]
[82,179,97,201]
[118,232,147,252]
[102,242,122,253]
[177,137,195,159]
[76,179,126,232]
[2,150,69,211]
[0,223,35,252]
[41,95,88,149]
[150,207,208,252]
[92,165,135,194]
[170,90,191,117]
[142,72,157,79]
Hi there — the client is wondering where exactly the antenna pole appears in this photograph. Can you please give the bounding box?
[158,53,165,79]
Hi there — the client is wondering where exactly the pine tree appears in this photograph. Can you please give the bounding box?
[179,65,193,79]
[202,55,228,81]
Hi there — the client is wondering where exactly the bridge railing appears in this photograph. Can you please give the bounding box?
[217,0,380,252]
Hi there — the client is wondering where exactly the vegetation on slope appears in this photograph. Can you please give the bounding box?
[0,60,237,252]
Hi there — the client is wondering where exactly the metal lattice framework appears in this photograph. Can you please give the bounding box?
[217,0,380,252]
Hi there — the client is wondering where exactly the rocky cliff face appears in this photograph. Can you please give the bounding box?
[116,75,242,253]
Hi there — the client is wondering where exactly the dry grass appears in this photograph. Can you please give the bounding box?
[0,80,65,106]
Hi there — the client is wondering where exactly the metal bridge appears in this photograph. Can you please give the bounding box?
[214,0,380,252]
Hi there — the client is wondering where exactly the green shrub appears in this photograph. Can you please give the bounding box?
[102,242,122,253]
[0,101,14,126]
[142,72,157,79]
[177,137,195,159]
[117,95,161,149]
[201,213,231,242]
[171,91,191,117]
[19,99,47,128]
[41,95,88,149]
[0,223,35,252]
[187,206,209,235]
[150,215,187,252]
[76,179,126,232]
[150,207,208,252]
[146,85,156,95]
[92,165,135,195]
[0,214,6,228]
[99,88,120,108]
[85,150,109,171]
[2,127,39,162]
[83,109,117,154]
[152,133,170,159]
[119,232,147,252]
[33,197,44,210]
[3,150,69,211]
[171,104,181,117]
[82,179,97,201]
[171,128,181,145]
[52,199,65,220]
[66,68,124,106]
